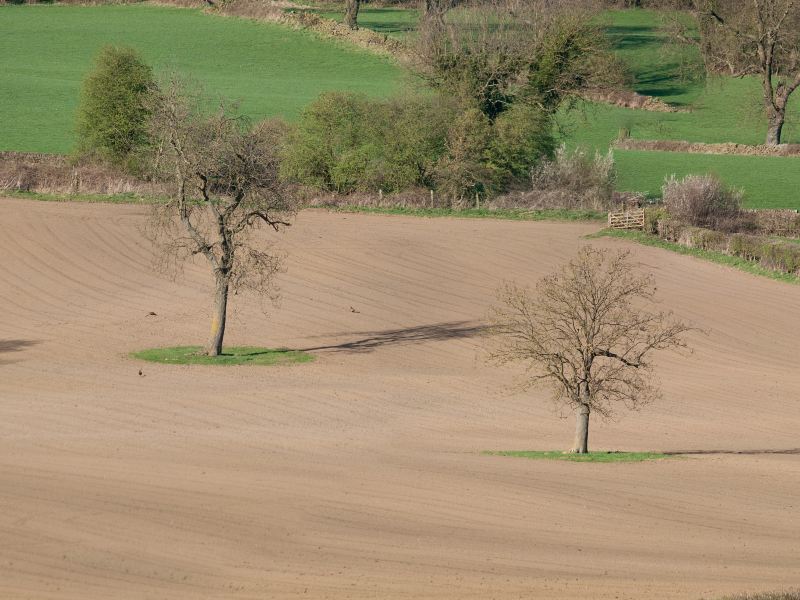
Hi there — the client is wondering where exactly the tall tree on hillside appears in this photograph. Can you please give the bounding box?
[345,0,360,30]
[146,79,297,356]
[686,0,800,145]
[415,0,622,119]
[489,247,692,454]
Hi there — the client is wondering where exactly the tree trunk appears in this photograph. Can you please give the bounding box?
[766,110,785,146]
[206,274,229,357]
[344,0,360,30]
[570,404,590,454]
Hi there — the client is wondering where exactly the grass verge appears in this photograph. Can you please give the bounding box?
[485,450,671,463]
[131,346,314,366]
[591,228,800,284]
[5,190,162,204]
[319,205,607,222]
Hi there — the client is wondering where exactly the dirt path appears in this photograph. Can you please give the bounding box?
[1,197,798,599]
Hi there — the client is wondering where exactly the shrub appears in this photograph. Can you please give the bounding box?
[433,107,498,203]
[751,209,800,237]
[510,145,615,210]
[487,103,555,181]
[281,92,454,194]
[75,46,156,171]
[280,92,375,192]
[662,174,749,232]
[645,206,669,234]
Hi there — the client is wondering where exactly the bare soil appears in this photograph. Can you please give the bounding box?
[1,197,799,599]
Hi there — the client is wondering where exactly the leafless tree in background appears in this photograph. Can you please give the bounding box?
[489,247,692,453]
[675,0,800,144]
[147,79,297,356]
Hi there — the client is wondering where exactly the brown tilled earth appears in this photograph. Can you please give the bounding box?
[1,197,798,599]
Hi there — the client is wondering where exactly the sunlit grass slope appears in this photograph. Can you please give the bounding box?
[0,4,402,154]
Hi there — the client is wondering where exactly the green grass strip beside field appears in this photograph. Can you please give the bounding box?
[593,229,800,284]
[318,205,607,221]
[3,193,605,222]
[5,190,163,204]
[486,450,671,463]
[131,346,314,366]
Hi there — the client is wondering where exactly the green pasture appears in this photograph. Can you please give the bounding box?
[2,4,800,207]
[0,4,401,154]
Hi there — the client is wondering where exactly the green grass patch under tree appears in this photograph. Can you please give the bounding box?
[131,346,314,366]
[486,450,671,463]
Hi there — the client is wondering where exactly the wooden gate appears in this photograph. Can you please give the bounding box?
[608,208,645,230]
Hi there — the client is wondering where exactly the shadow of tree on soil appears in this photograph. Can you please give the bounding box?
[666,448,800,455]
[300,321,485,353]
[0,339,40,364]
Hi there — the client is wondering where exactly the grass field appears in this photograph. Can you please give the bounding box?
[0,4,402,154]
[2,4,800,207]
[560,9,800,208]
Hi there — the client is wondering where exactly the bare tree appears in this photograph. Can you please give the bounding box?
[489,247,692,454]
[147,80,297,356]
[679,0,800,145]
[345,0,360,30]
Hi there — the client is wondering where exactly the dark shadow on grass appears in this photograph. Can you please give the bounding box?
[665,448,800,456]
[300,321,485,354]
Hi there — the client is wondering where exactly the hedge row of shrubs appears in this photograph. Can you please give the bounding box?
[280,92,555,203]
[657,221,800,274]
[647,175,800,276]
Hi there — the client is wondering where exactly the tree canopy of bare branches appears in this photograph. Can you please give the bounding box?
[146,79,298,356]
[489,247,692,453]
[684,0,800,144]
[415,0,622,119]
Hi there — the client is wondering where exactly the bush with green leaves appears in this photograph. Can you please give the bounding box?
[281,92,454,194]
[487,104,555,181]
[433,107,497,203]
[282,91,554,201]
[75,46,156,170]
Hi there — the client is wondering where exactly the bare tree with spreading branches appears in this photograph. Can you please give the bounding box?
[675,0,800,144]
[146,80,297,356]
[489,247,693,454]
